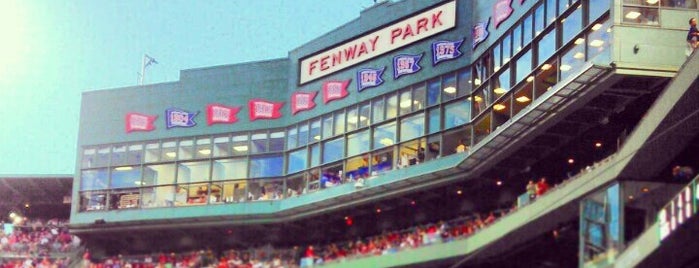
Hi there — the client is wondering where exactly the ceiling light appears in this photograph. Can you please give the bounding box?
[494,66,501,72]
[503,57,510,63]
[625,11,641,20]
[134,181,145,186]
[410,200,416,205]
[559,64,572,72]
[347,115,358,122]
[541,64,552,71]
[358,116,368,121]
[115,166,133,171]
[198,149,211,155]
[526,76,535,82]
[642,187,649,193]
[457,190,462,195]
[233,145,248,152]
[628,195,634,200]
[591,24,603,31]
[494,87,507,95]
[376,208,381,213]
[399,100,412,108]
[496,180,503,186]
[589,40,604,47]
[516,96,531,103]
[574,38,585,45]
[595,142,602,148]
[474,95,483,102]
[568,158,575,164]
[493,104,507,111]
[313,135,321,140]
[646,0,659,4]
[444,86,457,94]
[474,78,482,86]
[573,52,585,59]
[165,152,177,158]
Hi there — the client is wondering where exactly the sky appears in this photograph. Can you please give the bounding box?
[0,0,376,175]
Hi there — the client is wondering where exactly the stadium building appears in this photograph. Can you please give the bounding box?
[67,0,699,267]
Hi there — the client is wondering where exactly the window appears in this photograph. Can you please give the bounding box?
[82,148,96,168]
[457,69,472,96]
[212,158,247,180]
[359,103,371,128]
[538,29,557,64]
[492,67,511,99]
[428,107,441,134]
[145,142,159,163]
[251,132,268,153]
[213,136,231,157]
[177,161,211,184]
[250,155,284,178]
[374,122,396,149]
[111,167,142,189]
[323,137,345,163]
[299,123,310,146]
[334,111,346,135]
[561,5,583,45]
[503,33,512,65]
[523,14,534,45]
[471,89,488,117]
[347,106,359,131]
[322,115,333,139]
[534,3,546,36]
[178,139,194,160]
[399,89,413,115]
[400,114,425,141]
[310,144,320,167]
[622,2,659,25]
[287,126,298,149]
[161,141,177,161]
[96,146,110,167]
[493,96,512,130]
[513,82,534,116]
[546,0,557,25]
[269,131,285,152]
[80,169,109,190]
[516,49,533,83]
[493,43,502,71]
[144,164,176,186]
[535,59,559,99]
[195,138,212,158]
[444,100,470,129]
[372,98,385,123]
[413,84,426,110]
[347,130,371,156]
[111,144,127,166]
[427,79,441,106]
[232,135,249,156]
[589,0,610,22]
[442,74,457,102]
[474,113,492,144]
[560,39,586,81]
[513,23,523,53]
[288,148,308,174]
[387,94,398,119]
[587,19,612,62]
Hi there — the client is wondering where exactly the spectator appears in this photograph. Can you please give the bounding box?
[536,177,550,197]
[526,180,536,200]
[455,139,467,153]
[688,18,699,51]
[672,165,695,181]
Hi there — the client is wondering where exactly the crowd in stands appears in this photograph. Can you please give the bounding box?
[0,219,81,268]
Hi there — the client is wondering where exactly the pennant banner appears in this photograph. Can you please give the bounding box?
[165,108,199,129]
[322,80,350,104]
[472,18,490,49]
[206,104,241,125]
[432,39,464,65]
[493,0,514,29]
[393,53,423,79]
[291,91,318,115]
[248,99,284,121]
[356,67,385,92]
[125,113,157,133]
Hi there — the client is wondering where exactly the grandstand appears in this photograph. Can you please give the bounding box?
[2,0,697,267]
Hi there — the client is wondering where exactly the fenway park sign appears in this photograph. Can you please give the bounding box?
[299,0,456,85]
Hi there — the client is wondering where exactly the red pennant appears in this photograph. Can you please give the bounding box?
[206,104,241,125]
[291,91,318,115]
[248,99,284,121]
[125,113,157,133]
[322,80,350,104]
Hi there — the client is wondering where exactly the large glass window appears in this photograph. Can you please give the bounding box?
[250,155,284,178]
[323,137,345,163]
[442,74,457,102]
[427,79,441,106]
[111,167,142,189]
[546,0,558,25]
[399,89,413,115]
[374,122,396,149]
[516,49,533,83]
[81,169,109,190]
[590,0,610,22]
[372,98,385,123]
[535,59,559,99]
[444,100,471,129]
[288,148,308,174]
[212,158,247,180]
[310,144,320,167]
[538,29,557,64]
[213,136,231,157]
[334,111,346,135]
[287,126,298,149]
[457,69,472,96]
[358,103,371,128]
[127,144,145,165]
[178,139,194,160]
[299,123,310,146]
[493,43,502,71]
[474,113,492,145]
[177,161,211,184]
[269,131,285,152]
[161,141,177,161]
[145,142,159,163]
[513,82,534,116]
[111,145,128,166]
[562,5,583,45]
[322,115,333,139]
[387,94,398,119]
[560,40,586,81]
[523,14,534,45]
[144,164,176,186]
[493,68,511,99]
[493,96,512,130]
[534,3,545,36]
[622,5,658,25]
[513,23,523,53]
[232,135,249,156]
[347,130,371,156]
[472,89,488,117]
[82,148,96,168]
[400,114,425,141]
[428,107,441,134]
[251,132,268,153]
[309,120,320,143]
[347,106,359,131]
[587,19,612,62]
[502,33,512,65]
[195,138,212,159]
[96,146,110,167]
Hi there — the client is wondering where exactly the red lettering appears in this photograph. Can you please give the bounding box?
[308,60,318,75]
[344,45,357,61]
[402,24,414,40]
[320,55,330,71]
[416,18,428,34]
[369,35,379,51]
[357,42,368,57]
[332,51,342,66]
[390,28,402,44]
[431,11,443,28]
